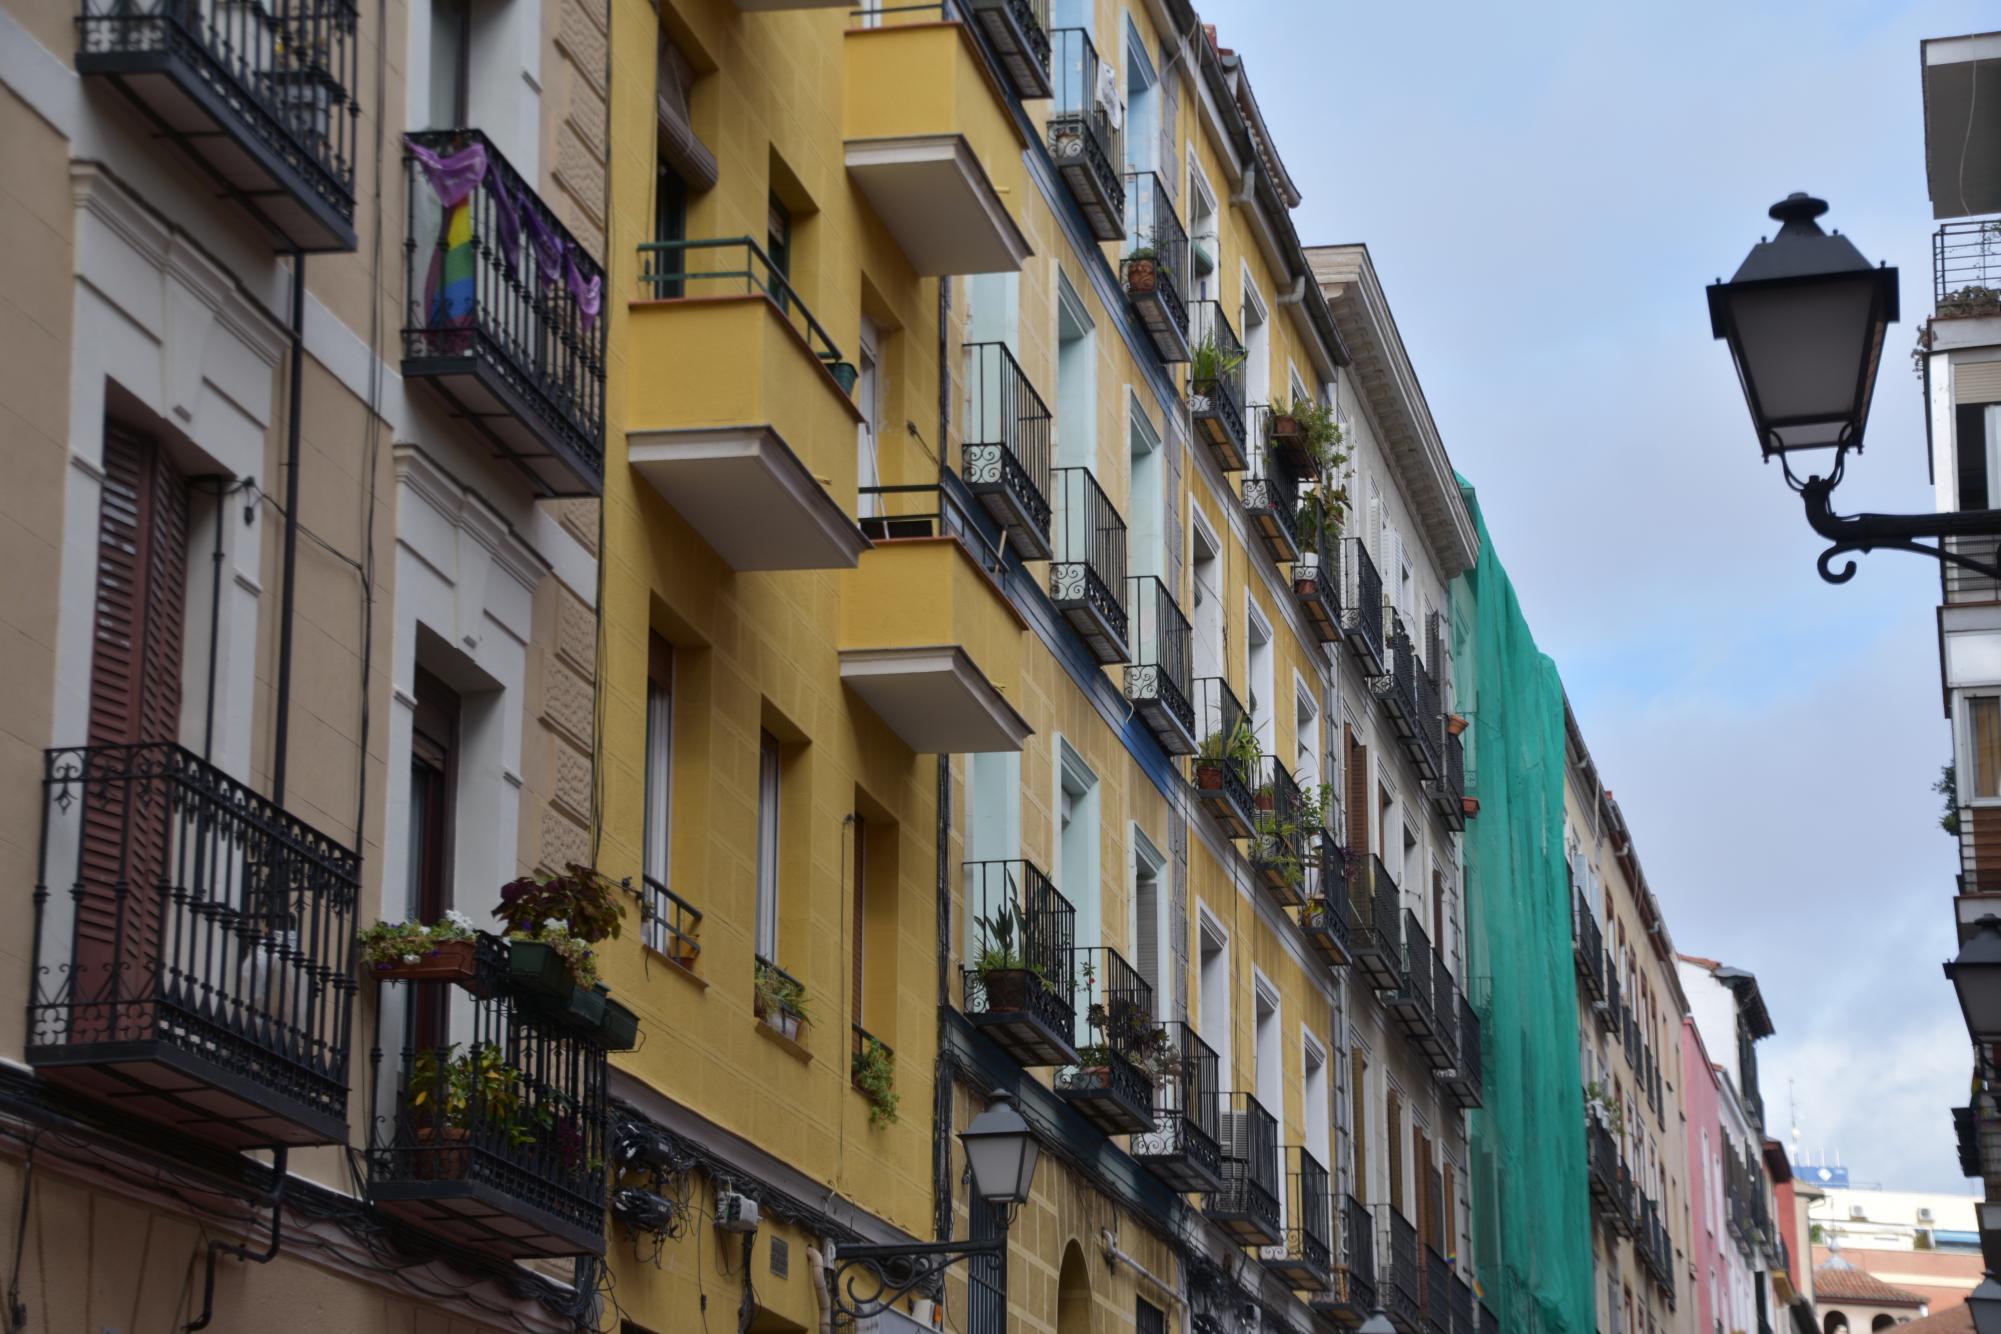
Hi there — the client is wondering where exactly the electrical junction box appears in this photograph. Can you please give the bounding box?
[716,1190,760,1232]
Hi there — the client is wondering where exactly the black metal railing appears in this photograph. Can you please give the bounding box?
[962,860,1077,1065]
[1130,1020,1222,1191]
[1344,539,1386,669]
[1212,1091,1282,1241]
[1250,754,1307,898]
[79,0,359,240]
[1587,1118,1619,1205]
[366,933,608,1254]
[1440,726,1465,825]
[1396,908,1435,1028]
[1301,830,1352,966]
[1189,300,1248,468]
[1274,1145,1332,1277]
[1450,993,1483,1107]
[1056,946,1156,1133]
[1123,171,1188,348]
[1378,1204,1421,1332]
[1048,466,1130,658]
[1294,502,1343,642]
[1351,854,1402,991]
[962,0,1051,99]
[1413,637,1444,776]
[1936,219,2001,314]
[1192,677,1256,838]
[641,875,702,967]
[1573,889,1604,1002]
[1244,427,1304,565]
[1387,611,1420,725]
[1431,948,1458,1071]
[1451,1274,1476,1334]
[1606,955,1621,1022]
[637,234,847,372]
[851,1023,892,1094]
[1423,1244,1451,1334]
[1480,1303,1499,1334]
[31,742,359,1141]
[1339,1193,1378,1312]
[963,340,1053,557]
[1124,575,1196,750]
[1046,28,1123,236]
[404,129,605,490]
[754,955,809,1029]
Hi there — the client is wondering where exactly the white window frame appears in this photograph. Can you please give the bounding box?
[755,732,781,961]
[1960,690,2001,804]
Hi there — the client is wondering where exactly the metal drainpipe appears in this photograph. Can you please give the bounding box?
[270,253,306,807]
[932,273,956,1249]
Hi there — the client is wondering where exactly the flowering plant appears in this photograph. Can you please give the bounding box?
[495,864,625,944]
[360,909,478,969]
[508,922,600,990]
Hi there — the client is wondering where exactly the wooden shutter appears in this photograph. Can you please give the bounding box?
[1386,1087,1403,1215]
[1443,1161,1457,1259]
[1157,47,1177,204]
[77,428,190,1039]
[852,814,866,1023]
[1345,725,1369,855]
[1134,869,1159,1006]
[1351,1049,1368,1200]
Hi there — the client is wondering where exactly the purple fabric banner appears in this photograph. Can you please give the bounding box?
[405,137,487,209]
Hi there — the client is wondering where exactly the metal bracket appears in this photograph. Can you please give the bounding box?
[1799,470,2001,585]
[185,1145,288,1331]
[828,1237,1004,1326]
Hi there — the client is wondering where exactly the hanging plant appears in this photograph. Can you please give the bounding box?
[851,1035,899,1128]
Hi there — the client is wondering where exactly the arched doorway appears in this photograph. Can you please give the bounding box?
[1057,1240,1092,1334]
[1872,1316,1897,1332]
[1824,1310,1850,1334]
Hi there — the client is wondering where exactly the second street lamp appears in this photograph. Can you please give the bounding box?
[1947,915,2001,1045]
[1707,193,2001,584]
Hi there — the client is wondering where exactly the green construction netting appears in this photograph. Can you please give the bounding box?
[1451,477,1594,1334]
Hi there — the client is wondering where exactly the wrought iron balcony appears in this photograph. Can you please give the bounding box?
[1343,539,1388,674]
[963,0,1052,99]
[1131,1020,1222,1192]
[1424,948,1457,1073]
[1382,610,1421,738]
[1614,1163,1637,1239]
[1317,1193,1377,1323]
[1188,300,1249,471]
[1573,889,1606,1004]
[29,742,358,1148]
[404,129,606,497]
[1443,993,1483,1109]
[1433,725,1466,831]
[1123,171,1189,363]
[963,341,1053,559]
[1244,433,1304,566]
[1480,1302,1500,1334]
[1249,755,1309,906]
[1191,677,1256,838]
[1421,1243,1451,1334]
[1350,853,1402,992]
[1046,28,1124,240]
[78,0,359,250]
[1387,908,1438,1048]
[1264,1145,1333,1289]
[1408,632,1444,782]
[961,860,1078,1066]
[1294,507,1343,643]
[1055,946,1155,1134]
[1049,466,1130,663]
[1450,1273,1476,1334]
[1376,1204,1423,1334]
[1606,954,1622,1025]
[1299,830,1353,968]
[1124,575,1197,754]
[366,933,610,1258]
[1210,1091,1282,1245]
[1586,1119,1619,1214]
[1935,219,2001,317]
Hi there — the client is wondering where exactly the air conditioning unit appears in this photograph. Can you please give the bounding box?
[717,1189,761,1233]
[1918,1207,1936,1223]
[1850,1206,1867,1220]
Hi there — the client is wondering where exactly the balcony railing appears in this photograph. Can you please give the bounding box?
[1377,1204,1422,1334]
[962,860,1078,1066]
[638,233,846,368]
[641,875,702,969]
[1210,1091,1282,1245]
[1435,726,1466,831]
[1587,1119,1619,1213]
[1188,300,1249,471]
[1294,504,1343,643]
[1350,854,1402,992]
[1265,1145,1333,1289]
[1049,466,1130,663]
[1935,219,2001,316]
[1425,948,1458,1073]
[1410,638,1444,780]
[1384,611,1421,737]
[1131,1020,1222,1192]
[1443,993,1483,1109]
[1422,1244,1451,1334]
[1055,946,1155,1134]
[1123,171,1189,362]
[1192,677,1256,838]
[1334,1193,1378,1316]
[1046,27,1124,240]
[1573,890,1605,1004]
[78,0,360,250]
[1451,1274,1476,1334]
[366,933,609,1258]
[963,340,1054,559]
[1387,908,1437,1045]
[30,742,359,1148]
[963,0,1052,100]
[1124,575,1197,754]
[404,129,606,496]
[1344,539,1387,673]
[1481,1302,1500,1334]
[1300,831,1353,968]
[1249,754,1308,906]
[1606,955,1621,1023]
[1244,430,1304,565]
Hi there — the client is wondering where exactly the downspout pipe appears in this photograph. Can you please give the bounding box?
[1275,274,1306,307]
[270,253,306,808]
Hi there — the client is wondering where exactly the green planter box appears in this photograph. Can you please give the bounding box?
[599,998,639,1051]
[506,938,573,997]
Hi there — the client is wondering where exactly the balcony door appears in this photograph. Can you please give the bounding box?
[407,667,460,1050]
[75,426,191,1040]
[857,317,881,519]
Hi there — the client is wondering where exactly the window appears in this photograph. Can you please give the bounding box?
[1055,274,1096,470]
[755,731,781,961]
[1187,159,1217,300]
[1191,514,1222,681]
[767,194,792,311]
[1128,397,1163,578]
[1058,743,1100,946]
[1967,695,2001,799]
[1247,601,1274,749]
[651,158,688,298]
[1304,1035,1330,1173]
[852,813,868,1022]
[1956,403,2000,510]
[1295,682,1319,796]
[1199,912,1230,1077]
[1241,275,1269,408]
[1123,23,1156,172]
[857,317,882,519]
[1131,829,1166,1019]
[1136,1297,1165,1334]
[1350,1048,1369,1198]
[428,0,471,129]
[642,637,682,955]
[409,666,459,1048]
[1387,1086,1404,1214]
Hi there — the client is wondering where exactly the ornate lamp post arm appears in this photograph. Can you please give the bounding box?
[1799,469,2001,585]
[828,1238,1006,1327]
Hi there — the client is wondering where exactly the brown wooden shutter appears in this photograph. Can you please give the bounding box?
[1443,1161,1456,1259]
[852,813,866,1024]
[77,428,189,1038]
[1345,724,1369,854]
[1351,1049,1368,1201]
[1387,1087,1403,1214]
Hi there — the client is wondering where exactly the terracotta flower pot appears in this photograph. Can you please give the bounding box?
[982,968,1032,1013]
[1195,761,1228,791]
[412,1125,470,1180]
[373,939,478,986]
[1446,714,1469,736]
[1126,258,1158,293]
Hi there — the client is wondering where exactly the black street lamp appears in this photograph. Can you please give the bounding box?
[1947,916,2001,1045]
[1707,193,2001,583]
[829,1091,1039,1329]
[1967,1273,2001,1334]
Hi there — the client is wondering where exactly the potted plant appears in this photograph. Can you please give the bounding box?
[361,909,479,983]
[1124,243,1159,294]
[1270,395,1341,475]
[1065,1043,1118,1090]
[1194,716,1259,794]
[497,863,624,999]
[1188,331,1245,406]
[508,921,601,996]
[754,964,813,1040]
[972,899,1044,1012]
[1446,714,1469,736]
[851,1034,899,1128]
[405,1042,536,1178]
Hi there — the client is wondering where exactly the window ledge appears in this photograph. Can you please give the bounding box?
[756,1016,813,1063]
[645,946,707,989]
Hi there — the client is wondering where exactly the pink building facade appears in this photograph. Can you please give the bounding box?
[1685,1014,1763,1334]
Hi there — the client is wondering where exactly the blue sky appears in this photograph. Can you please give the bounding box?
[1191,0,1993,1190]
